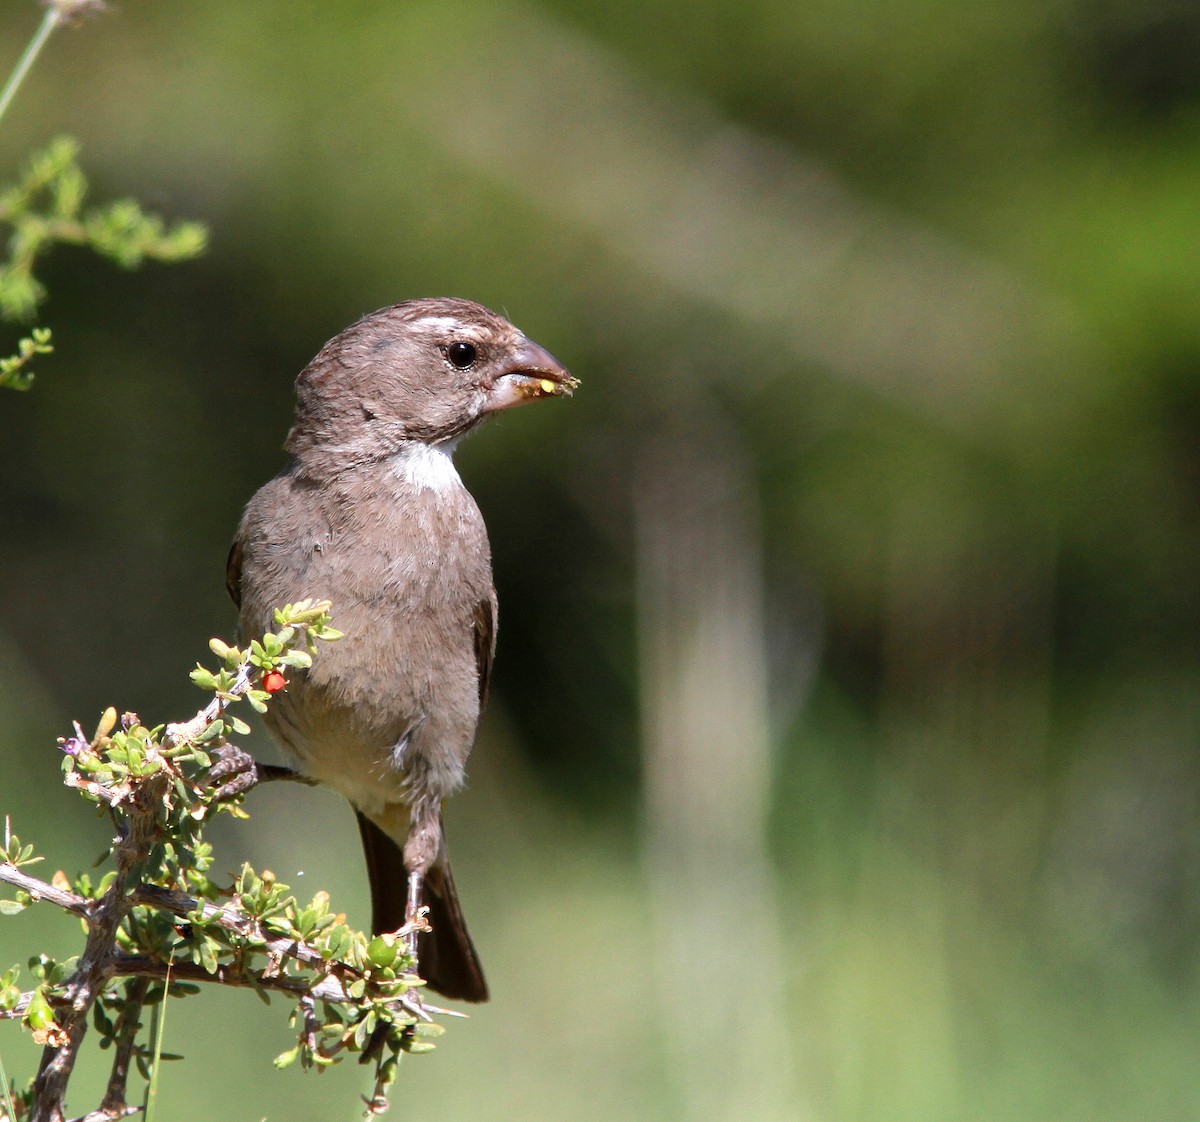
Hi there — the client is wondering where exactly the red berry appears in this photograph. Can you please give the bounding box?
[262,670,287,694]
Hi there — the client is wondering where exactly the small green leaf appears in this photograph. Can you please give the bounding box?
[24,987,55,1030]
[195,720,224,743]
[366,936,398,970]
[189,667,218,690]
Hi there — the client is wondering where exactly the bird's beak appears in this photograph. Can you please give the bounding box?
[484,339,579,412]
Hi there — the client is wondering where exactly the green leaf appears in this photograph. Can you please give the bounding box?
[47,956,78,985]
[195,720,225,743]
[24,987,54,1030]
[366,936,398,970]
[189,667,218,690]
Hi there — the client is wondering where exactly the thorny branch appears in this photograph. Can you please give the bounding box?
[0,602,440,1122]
[28,773,165,1122]
[97,978,147,1117]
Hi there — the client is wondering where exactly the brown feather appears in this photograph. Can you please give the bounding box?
[473,593,497,711]
[356,812,488,1002]
[229,300,573,1011]
[225,537,244,609]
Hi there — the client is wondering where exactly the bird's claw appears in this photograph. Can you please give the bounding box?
[203,746,312,801]
[204,744,261,800]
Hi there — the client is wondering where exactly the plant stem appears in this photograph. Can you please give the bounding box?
[0,1044,17,1122]
[99,978,148,1116]
[0,9,62,133]
[0,863,90,916]
[141,961,168,1122]
[30,776,165,1122]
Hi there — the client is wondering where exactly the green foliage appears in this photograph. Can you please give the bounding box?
[0,2,201,393]
[0,327,49,391]
[0,602,441,1120]
[0,136,206,390]
[0,136,207,319]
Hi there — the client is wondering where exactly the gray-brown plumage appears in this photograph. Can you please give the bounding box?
[227,298,576,1002]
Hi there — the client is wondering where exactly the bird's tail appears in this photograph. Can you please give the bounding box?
[356,811,489,1002]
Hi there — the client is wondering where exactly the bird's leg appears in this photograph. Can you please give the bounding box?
[381,810,439,1052]
[361,864,435,1065]
[404,870,425,960]
[204,745,315,801]
[400,804,441,969]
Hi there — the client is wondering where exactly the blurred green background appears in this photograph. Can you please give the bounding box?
[2,0,1199,1118]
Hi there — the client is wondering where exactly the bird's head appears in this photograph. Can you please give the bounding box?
[285,298,577,469]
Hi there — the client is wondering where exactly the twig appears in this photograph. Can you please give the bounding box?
[162,664,253,748]
[99,978,148,1116]
[31,774,168,1122]
[65,1108,139,1122]
[130,884,335,972]
[0,864,90,916]
[0,3,106,132]
[0,8,61,131]
[110,956,430,1019]
[0,869,435,1021]
[112,954,333,1000]
[0,956,431,1023]
[0,1044,18,1122]
[5,603,426,1118]
[142,954,168,1122]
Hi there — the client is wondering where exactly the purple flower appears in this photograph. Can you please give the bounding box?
[59,721,89,756]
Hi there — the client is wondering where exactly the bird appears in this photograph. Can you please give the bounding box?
[224,298,577,1002]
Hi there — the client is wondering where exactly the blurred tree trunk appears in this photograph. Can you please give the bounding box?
[636,419,804,1122]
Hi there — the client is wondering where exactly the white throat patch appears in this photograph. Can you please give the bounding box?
[392,441,463,493]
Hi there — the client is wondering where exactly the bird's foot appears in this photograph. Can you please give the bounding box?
[400,905,431,960]
[203,743,260,799]
[203,745,313,801]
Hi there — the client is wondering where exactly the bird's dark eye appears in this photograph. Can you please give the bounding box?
[446,341,477,369]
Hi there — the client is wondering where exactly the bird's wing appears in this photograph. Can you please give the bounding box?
[225,536,244,609]
[473,589,497,711]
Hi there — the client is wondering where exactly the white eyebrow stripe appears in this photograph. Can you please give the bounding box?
[408,314,490,344]
[410,316,461,331]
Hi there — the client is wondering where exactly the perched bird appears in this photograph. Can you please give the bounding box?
[225,298,577,1001]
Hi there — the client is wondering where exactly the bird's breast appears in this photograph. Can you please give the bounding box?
[239,461,493,807]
